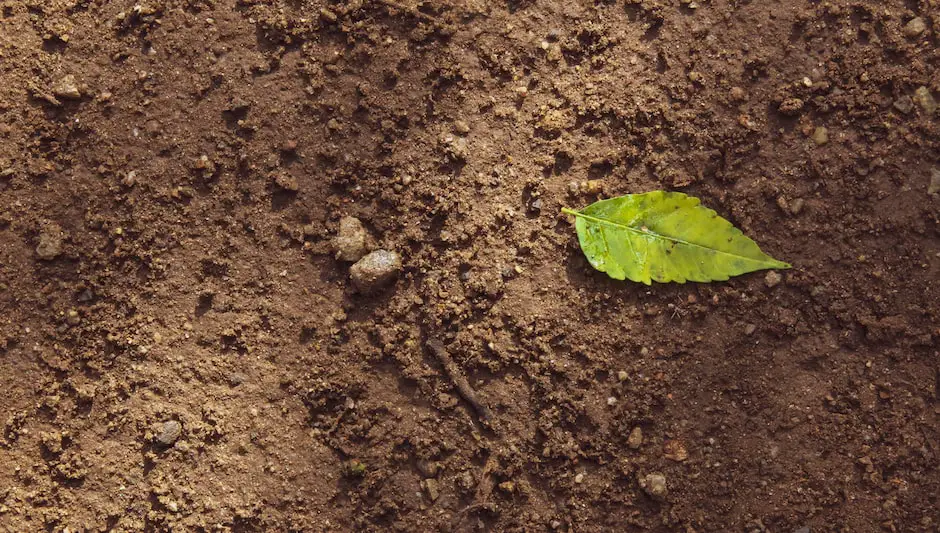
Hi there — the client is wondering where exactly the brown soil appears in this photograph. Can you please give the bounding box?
[1,0,938,531]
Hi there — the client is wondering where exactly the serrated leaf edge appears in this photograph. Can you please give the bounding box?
[561,206,792,270]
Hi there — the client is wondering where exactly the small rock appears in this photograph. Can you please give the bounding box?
[789,197,805,215]
[893,96,914,115]
[52,75,82,100]
[928,169,940,195]
[617,370,628,382]
[663,440,689,462]
[453,120,470,134]
[272,173,299,192]
[913,86,937,115]
[349,250,402,293]
[764,270,782,288]
[628,427,643,449]
[334,216,369,262]
[36,222,65,260]
[422,478,440,501]
[155,420,182,446]
[606,396,617,406]
[744,324,757,336]
[498,480,515,493]
[901,17,926,39]
[639,473,668,500]
[416,459,441,478]
[550,520,563,530]
[811,126,829,145]
[778,97,804,116]
[574,472,584,484]
[729,86,746,101]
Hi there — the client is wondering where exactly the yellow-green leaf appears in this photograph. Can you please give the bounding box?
[562,191,791,285]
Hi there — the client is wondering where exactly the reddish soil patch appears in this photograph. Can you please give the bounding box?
[1,0,938,531]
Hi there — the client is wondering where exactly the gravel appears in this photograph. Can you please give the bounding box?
[52,75,82,100]
[349,250,402,293]
[155,420,182,446]
[928,169,940,195]
[36,222,65,260]
[764,270,782,288]
[811,126,829,146]
[913,86,937,115]
[639,473,668,500]
[628,427,643,449]
[901,17,925,39]
[333,216,369,262]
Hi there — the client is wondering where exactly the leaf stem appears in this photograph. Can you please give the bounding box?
[561,207,580,216]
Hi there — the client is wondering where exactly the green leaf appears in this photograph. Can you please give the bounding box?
[562,191,791,285]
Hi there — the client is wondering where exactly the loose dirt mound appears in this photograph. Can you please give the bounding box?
[0,0,937,531]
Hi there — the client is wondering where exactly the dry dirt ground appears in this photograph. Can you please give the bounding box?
[1,0,938,531]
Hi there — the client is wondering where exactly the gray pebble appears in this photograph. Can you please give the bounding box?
[901,17,926,39]
[764,270,782,288]
[36,222,65,260]
[789,197,805,215]
[52,75,82,100]
[422,478,440,501]
[928,169,940,195]
[639,473,668,500]
[913,86,937,115]
[155,420,182,446]
[350,250,402,293]
[628,426,643,449]
[893,96,914,115]
[333,216,369,262]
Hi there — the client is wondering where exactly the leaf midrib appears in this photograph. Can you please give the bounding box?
[565,209,778,266]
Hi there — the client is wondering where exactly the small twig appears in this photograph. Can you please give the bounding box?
[426,339,496,430]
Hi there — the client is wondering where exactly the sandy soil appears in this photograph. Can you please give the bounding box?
[0,0,938,531]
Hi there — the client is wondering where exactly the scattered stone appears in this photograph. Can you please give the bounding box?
[416,459,441,478]
[453,120,470,134]
[729,86,746,101]
[639,473,668,500]
[928,169,940,195]
[913,86,937,115]
[498,480,515,493]
[422,478,440,501]
[272,173,299,192]
[811,126,829,145]
[663,440,689,462]
[550,520,563,530]
[52,75,82,100]
[574,472,584,484]
[538,109,573,134]
[778,97,804,116]
[36,222,65,260]
[901,17,926,39]
[893,96,914,115]
[606,396,617,406]
[334,216,369,262]
[789,197,805,215]
[764,270,783,288]
[155,420,182,446]
[628,427,643,449]
[744,324,757,336]
[617,370,628,382]
[349,250,402,293]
